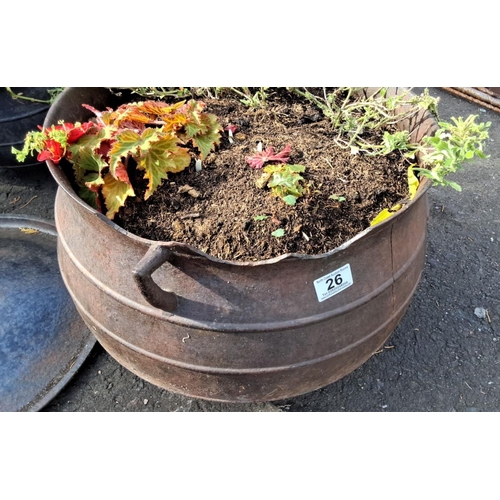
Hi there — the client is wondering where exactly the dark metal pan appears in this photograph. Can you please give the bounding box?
[0,214,95,411]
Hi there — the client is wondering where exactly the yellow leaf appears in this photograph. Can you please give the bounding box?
[370,204,403,227]
[19,228,39,234]
[408,166,419,199]
[102,172,135,219]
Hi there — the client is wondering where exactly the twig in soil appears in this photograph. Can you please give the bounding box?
[180,212,201,220]
[486,310,492,323]
[19,195,38,208]
[9,196,20,205]
[374,345,394,355]
[464,381,473,390]
[324,158,335,169]
[324,160,348,183]
[178,185,201,198]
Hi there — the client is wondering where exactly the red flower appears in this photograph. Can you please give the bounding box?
[45,122,92,144]
[37,122,93,164]
[37,139,64,164]
[67,122,92,143]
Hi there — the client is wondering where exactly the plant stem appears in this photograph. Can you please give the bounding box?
[5,87,51,104]
[230,87,252,100]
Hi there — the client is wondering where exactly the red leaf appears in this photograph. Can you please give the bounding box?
[97,140,113,159]
[246,144,291,169]
[114,161,132,186]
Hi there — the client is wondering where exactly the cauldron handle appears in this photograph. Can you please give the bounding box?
[133,244,178,312]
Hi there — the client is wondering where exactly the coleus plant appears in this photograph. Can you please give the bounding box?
[246,143,291,169]
[13,99,222,219]
[258,163,307,206]
[248,144,307,206]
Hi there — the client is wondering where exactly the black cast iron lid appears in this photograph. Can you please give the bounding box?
[0,87,50,169]
[0,215,95,411]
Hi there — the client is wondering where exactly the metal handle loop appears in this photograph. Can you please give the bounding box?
[133,244,178,312]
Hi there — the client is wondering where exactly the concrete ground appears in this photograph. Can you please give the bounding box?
[1,87,498,412]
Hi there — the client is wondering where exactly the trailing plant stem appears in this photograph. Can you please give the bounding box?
[6,87,51,104]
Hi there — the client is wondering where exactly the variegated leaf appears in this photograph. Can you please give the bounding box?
[102,172,136,219]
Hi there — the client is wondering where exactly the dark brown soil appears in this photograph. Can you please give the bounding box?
[115,88,411,261]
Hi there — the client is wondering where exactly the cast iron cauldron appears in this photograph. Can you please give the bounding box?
[45,87,437,402]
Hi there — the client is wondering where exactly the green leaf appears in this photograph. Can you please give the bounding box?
[446,180,462,192]
[137,138,191,199]
[76,147,107,173]
[183,101,209,137]
[329,195,346,202]
[282,195,297,206]
[109,128,160,174]
[83,172,105,188]
[177,102,221,159]
[272,228,285,238]
[69,146,107,187]
[287,164,306,173]
[78,185,99,211]
[268,172,303,190]
[192,130,220,159]
[72,127,111,151]
[263,164,306,205]
[254,215,269,221]
[190,113,221,159]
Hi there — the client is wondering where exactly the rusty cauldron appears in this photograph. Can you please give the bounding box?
[45,87,438,402]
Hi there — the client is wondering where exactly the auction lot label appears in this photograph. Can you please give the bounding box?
[314,264,353,302]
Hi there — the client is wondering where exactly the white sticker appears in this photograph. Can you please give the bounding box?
[314,264,353,302]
